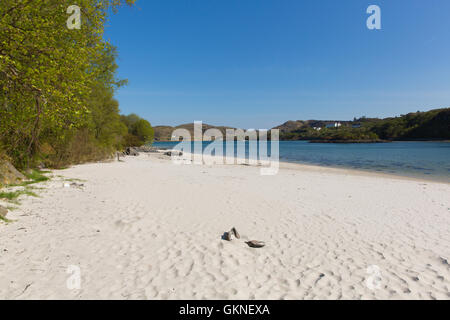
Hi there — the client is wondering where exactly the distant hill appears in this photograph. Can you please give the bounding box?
[153,108,450,142]
[274,120,353,134]
[371,108,450,140]
[275,108,450,142]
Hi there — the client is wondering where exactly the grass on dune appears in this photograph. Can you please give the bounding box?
[0,188,38,201]
[0,215,12,223]
[22,170,50,185]
[5,169,50,188]
[0,170,49,208]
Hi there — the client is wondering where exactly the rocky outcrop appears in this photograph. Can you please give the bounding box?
[125,147,139,156]
[0,160,26,186]
[124,146,164,156]
[164,150,183,156]
[133,146,160,153]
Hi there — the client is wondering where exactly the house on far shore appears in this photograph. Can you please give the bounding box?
[313,127,322,131]
[326,122,342,128]
[352,123,362,128]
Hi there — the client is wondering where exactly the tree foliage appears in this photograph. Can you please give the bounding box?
[120,114,154,146]
[278,108,450,142]
[0,0,154,168]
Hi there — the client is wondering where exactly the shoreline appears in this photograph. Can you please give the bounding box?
[154,149,450,185]
[278,160,450,185]
[153,139,450,143]
[151,140,450,184]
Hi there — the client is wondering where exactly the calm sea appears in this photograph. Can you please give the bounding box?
[153,141,450,183]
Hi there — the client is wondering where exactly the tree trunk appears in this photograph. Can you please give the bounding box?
[26,95,42,168]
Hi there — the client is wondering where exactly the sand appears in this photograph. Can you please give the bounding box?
[0,153,449,300]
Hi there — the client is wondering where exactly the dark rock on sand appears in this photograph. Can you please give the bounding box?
[134,146,160,153]
[222,231,232,241]
[164,150,183,156]
[125,147,139,156]
[221,227,241,242]
[125,146,162,155]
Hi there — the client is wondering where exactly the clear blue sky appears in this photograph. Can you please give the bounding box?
[104,0,450,129]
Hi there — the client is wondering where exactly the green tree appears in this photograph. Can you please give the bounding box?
[0,0,135,168]
[132,119,154,144]
[120,114,154,146]
[120,113,141,131]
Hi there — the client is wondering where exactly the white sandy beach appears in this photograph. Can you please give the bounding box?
[0,153,449,300]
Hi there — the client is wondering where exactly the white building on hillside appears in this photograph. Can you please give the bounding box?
[326,122,342,128]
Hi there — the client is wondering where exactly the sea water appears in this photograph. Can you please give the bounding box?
[153,141,450,183]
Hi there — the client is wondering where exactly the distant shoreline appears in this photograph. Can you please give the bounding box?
[308,139,389,144]
[153,139,450,143]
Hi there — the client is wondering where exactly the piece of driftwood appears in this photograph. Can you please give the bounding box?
[246,240,265,248]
